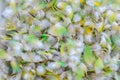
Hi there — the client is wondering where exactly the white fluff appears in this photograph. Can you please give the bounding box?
[2,7,14,19]
[73,14,81,22]
[36,65,46,75]
[65,5,72,14]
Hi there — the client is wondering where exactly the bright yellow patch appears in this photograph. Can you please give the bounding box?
[94,1,100,6]
[80,20,84,26]
[29,9,36,15]
[56,75,60,80]
[84,27,92,35]
[80,0,84,3]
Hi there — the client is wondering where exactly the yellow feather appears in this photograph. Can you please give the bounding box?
[84,27,92,35]
[94,1,101,7]
[80,0,84,3]
[6,22,16,30]
[80,20,85,26]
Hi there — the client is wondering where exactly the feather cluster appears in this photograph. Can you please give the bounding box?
[0,0,120,80]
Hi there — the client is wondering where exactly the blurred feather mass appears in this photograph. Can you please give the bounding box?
[0,0,120,80]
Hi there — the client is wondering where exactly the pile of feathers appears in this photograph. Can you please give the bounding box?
[0,0,120,80]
